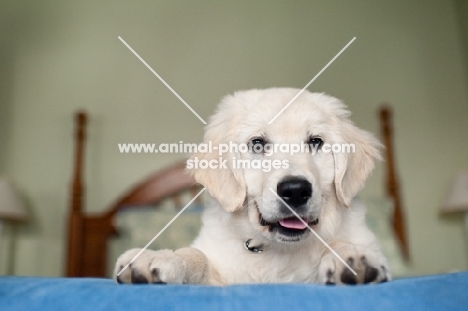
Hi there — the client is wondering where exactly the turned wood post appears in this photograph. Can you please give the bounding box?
[380,106,409,261]
[66,111,87,276]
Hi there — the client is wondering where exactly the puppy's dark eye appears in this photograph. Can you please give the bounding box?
[308,136,324,150]
[249,137,266,154]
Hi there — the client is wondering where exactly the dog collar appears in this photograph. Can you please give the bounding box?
[244,239,264,253]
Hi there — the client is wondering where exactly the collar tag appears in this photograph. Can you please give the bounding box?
[244,239,264,253]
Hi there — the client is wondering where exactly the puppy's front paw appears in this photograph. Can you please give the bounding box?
[114,248,187,284]
[318,244,390,285]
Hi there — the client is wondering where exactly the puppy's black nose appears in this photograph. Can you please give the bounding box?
[277,178,312,208]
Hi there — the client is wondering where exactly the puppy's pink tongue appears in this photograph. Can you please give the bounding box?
[279,218,307,230]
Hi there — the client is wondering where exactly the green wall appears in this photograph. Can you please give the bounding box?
[1,0,467,276]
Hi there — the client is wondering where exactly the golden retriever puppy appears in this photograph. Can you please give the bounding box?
[115,88,390,285]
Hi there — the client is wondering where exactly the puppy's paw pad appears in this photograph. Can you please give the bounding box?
[319,245,390,285]
[340,258,358,285]
[131,268,149,284]
[151,268,167,284]
[113,248,185,285]
[362,257,379,283]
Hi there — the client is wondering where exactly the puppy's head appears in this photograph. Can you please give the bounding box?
[190,88,380,243]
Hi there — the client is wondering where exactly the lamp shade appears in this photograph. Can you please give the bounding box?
[0,177,28,221]
[441,171,468,213]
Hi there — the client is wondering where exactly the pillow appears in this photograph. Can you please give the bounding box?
[107,197,204,277]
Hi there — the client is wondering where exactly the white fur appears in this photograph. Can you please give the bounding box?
[115,88,390,285]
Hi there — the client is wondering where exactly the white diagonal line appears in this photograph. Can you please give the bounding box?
[268,37,356,124]
[117,187,206,276]
[268,188,357,276]
[118,36,207,125]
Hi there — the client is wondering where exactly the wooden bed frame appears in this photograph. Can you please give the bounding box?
[65,107,409,277]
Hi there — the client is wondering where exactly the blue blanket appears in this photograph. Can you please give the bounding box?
[1,272,467,310]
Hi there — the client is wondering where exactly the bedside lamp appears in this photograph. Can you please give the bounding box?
[0,178,28,223]
[0,177,28,275]
[441,171,468,240]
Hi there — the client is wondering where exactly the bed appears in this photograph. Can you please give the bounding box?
[2,272,467,310]
[65,105,410,278]
[2,106,467,310]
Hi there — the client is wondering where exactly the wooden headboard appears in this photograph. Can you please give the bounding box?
[65,106,409,277]
[65,112,199,277]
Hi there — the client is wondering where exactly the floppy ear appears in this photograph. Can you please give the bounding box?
[188,103,246,212]
[190,147,246,212]
[334,120,381,207]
